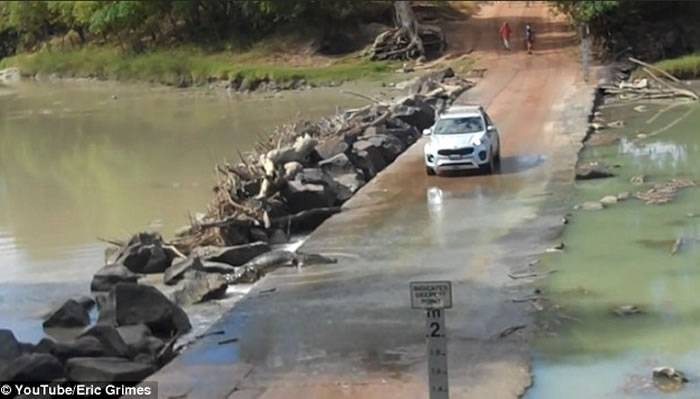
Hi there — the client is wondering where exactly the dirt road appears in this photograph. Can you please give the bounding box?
[148,3,594,398]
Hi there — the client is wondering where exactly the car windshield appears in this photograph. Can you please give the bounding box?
[434,116,484,135]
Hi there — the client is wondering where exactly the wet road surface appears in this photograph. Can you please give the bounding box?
[148,3,595,398]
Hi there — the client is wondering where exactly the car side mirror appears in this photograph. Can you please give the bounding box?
[487,125,495,131]
[423,128,432,136]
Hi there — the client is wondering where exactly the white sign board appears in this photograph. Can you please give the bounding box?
[410,281,452,309]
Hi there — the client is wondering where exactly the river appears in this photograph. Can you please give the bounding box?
[527,98,700,398]
[0,79,372,342]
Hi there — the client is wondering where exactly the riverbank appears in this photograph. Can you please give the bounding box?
[526,68,700,397]
[0,45,398,90]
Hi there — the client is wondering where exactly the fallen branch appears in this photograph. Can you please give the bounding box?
[495,324,526,339]
[629,57,683,84]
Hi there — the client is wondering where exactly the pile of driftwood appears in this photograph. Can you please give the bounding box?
[172,68,473,253]
[600,57,699,101]
[634,178,695,205]
[367,2,446,61]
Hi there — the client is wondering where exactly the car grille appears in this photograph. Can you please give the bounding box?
[437,147,474,156]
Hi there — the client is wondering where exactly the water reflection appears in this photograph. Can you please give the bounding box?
[620,138,688,169]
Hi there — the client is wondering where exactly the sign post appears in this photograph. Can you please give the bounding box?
[410,281,452,399]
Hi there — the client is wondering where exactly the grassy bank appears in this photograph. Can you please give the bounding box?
[0,45,397,88]
[652,53,700,80]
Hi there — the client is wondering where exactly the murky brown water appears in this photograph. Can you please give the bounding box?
[0,80,370,341]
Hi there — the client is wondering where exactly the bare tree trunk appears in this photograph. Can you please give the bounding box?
[368,1,445,61]
[394,1,424,58]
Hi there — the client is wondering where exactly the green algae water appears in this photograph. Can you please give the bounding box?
[527,98,700,398]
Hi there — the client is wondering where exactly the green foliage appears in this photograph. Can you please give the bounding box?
[0,0,386,52]
[550,1,620,23]
[650,53,700,80]
[0,45,397,86]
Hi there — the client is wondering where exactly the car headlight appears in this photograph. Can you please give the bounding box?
[473,137,482,146]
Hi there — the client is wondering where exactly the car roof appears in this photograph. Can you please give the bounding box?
[441,105,484,119]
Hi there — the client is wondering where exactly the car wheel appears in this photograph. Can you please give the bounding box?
[480,150,494,174]
[426,166,436,176]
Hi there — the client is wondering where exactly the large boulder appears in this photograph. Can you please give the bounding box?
[282,180,335,213]
[385,126,420,147]
[331,173,365,201]
[391,103,435,131]
[174,271,229,306]
[113,284,191,337]
[43,299,90,328]
[319,153,358,176]
[80,325,131,358]
[91,263,140,292]
[0,329,21,361]
[351,141,387,179]
[66,357,155,383]
[363,134,405,163]
[575,161,615,180]
[37,336,106,361]
[314,136,350,160]
[114,232,174,274]
[0,353,64,382]
[191,241,270,267]
[116,325,163,358]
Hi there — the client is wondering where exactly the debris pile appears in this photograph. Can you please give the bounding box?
[173,68,472,253]
[634,178,695,205]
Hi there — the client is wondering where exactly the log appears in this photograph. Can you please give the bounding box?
[629,57,682,83]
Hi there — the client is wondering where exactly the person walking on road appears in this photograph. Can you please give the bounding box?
[525,24,535,54]
[499,21,512,50]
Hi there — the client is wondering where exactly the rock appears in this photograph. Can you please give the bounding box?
[95,293,116,326]
[318,153,357,176]
[192,241,270,267]
[392,103,435,131]
[362,126,386,136]
[91,263,140,292]
[0,353,64,382]
[612,305,643,317]
[589,122,604,130]
[49,336,106,360]
[115,232,174,274]
[630,175,646,185]
[314,137,350,160]
[282,180,335,213]
[581,201,605,211]
[385,126,419,146]
[112,283,191,337]
[243,250,298,272]
[66,357,155,383]
[575,162,615,180]
[80,325,131,358]
[0,67,21,83]
[617,191,630,201]
[73,295,96,312]
[600,195,618,205]
[351,142,387,179]
[607,120,625,128]
[268,229,289,244]
[653,367,688,392]
[283,161,303,180]
[116,324,152,348]
[174,271,229,306]
[330,172,365,201]
[43,299,90,328]
[364,134,404,163]
[0,329,21,361]
[164,256,198,285]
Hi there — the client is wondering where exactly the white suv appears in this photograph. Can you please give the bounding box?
[423,105,500,175]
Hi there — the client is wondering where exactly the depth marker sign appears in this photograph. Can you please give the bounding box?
[410,281,452,399]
